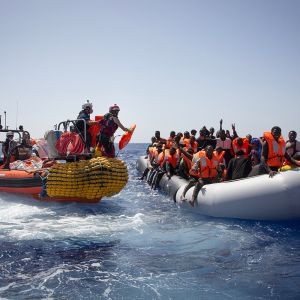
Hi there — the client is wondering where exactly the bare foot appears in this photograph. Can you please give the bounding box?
[188,200,195,207]
[180,194,187,201]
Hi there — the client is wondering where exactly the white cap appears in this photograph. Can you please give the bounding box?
[82,100,93,113]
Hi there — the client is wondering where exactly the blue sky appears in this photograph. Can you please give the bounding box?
[0,0,299,143]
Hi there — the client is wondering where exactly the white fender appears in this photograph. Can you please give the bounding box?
[44,130,62,158]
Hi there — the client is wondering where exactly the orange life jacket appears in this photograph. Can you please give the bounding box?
[153,150,165,167]
[187,141,198,153]
[232,138,249,158]
[183,138,190,147]
[189,151,219,179]
[148,147,155,161]
[263,131,286,167]
[164,149,180,168]
[213,150,225,164]
[166,137,176,148]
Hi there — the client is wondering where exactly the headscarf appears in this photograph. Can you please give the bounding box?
[250,138,262,161]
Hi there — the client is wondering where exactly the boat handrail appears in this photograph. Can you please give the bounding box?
[0,129,30,143]
[56,119,87,146]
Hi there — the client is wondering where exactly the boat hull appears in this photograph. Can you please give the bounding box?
[0,169,42,194]
[0,169,101,203]
[136,156,300,221]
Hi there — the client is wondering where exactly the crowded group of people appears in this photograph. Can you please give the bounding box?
[139,120,300,206]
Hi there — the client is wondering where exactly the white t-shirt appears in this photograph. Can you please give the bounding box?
[216,138,232,150]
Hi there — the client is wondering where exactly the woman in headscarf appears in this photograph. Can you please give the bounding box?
[250,138,262,166]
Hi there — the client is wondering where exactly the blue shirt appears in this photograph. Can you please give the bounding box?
[77,110,90,121]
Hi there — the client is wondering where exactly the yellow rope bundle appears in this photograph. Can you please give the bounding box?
[46,157,128,199]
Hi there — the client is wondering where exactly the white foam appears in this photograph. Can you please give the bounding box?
[0,194,150,241]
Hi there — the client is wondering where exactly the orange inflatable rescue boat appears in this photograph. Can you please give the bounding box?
[0,169,42,195]
[0,117,132,203]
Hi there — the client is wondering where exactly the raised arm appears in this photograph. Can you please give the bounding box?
[231,123,238,139]
[178,146,193,161]
[219,119,223,131]
[112,116,130,132]
[284,152,300,167]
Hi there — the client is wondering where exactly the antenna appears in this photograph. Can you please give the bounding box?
[4,111,7,129]
[16,100,19,130]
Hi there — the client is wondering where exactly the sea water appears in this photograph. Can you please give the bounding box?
[0,144,300,299]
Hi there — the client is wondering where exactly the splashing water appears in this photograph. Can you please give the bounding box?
[1,144,300,299]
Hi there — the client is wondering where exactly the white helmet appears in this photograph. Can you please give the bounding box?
[109,104,120,113]
[82,100,93,113]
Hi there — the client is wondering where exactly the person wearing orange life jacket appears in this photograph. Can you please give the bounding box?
[179,145,221,206]
[232,137,250,158]
[154,131,167,145]
[151,144,165,167]
[150,143,165,189]
[213,146,227,181]
[138,137,157,181]
[181,131,191,148]
[173,133,192,179]
[151,147,180,189]
[163,147,180,179]
[97,104,131,158]
[261,126,300,177]
[166,131,176,148]
[178,148,193,179]
[146,143,163,185]
[186,135,198,153]
[176,132,192,179]
[214,146,226,164]
[146,137,157,159]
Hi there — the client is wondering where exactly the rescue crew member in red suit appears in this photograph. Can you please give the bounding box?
[97,104,131,157]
